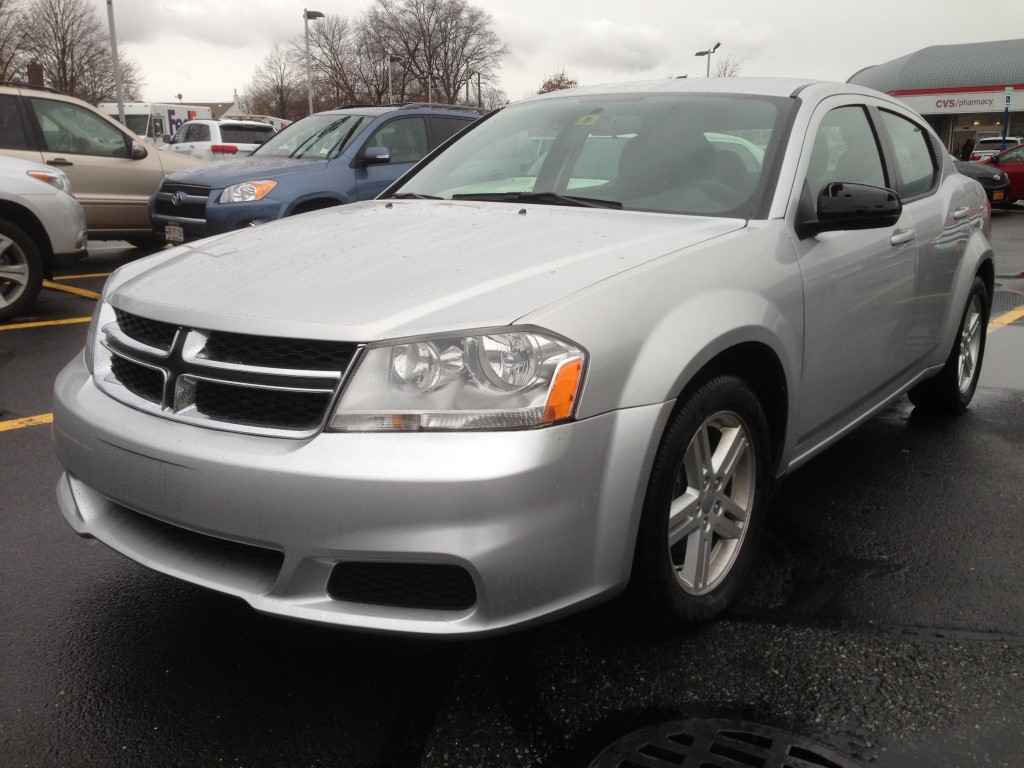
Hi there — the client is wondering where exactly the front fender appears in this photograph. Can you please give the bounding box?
[523,224,803,421]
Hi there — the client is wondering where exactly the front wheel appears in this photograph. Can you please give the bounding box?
[908,276,989,413]
[632,375,771,627]
[0,218,44,321]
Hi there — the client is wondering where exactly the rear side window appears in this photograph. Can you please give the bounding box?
[879,110,937,199]
[430,116,473,145]
[0,94,32,149]
[220,125,275,144]
[187,123,211,142]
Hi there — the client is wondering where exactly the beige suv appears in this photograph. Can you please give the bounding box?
[0,83,204,246]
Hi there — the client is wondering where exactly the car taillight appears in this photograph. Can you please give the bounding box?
[211,144,238,155]
[969,153,981,161]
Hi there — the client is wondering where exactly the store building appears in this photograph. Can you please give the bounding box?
[848,38,1024,155]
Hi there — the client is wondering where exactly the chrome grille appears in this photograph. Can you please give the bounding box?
[201,331,355,370]
[96,309,360,437]
[114,308,177,351]
[153,181,211,221]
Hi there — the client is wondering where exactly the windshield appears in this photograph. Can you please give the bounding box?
[123,115,149,136]
[221,125,275,144]
[253,113,373,160]
[391,92,791,217]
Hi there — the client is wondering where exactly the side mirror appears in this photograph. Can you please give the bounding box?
[131,140,148,160]
[989,155,1001,165]
[361,146,391,166]
[798,182,902,238]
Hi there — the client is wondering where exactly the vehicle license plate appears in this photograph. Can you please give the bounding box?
[993,190,1005,201]
[165,223,184,243]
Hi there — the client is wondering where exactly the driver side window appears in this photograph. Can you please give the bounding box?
[807,106,887,194]
[30,97,130,158]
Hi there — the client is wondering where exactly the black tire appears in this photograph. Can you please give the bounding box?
[0,218,44,322]
[126,234,168,252]
[632,375,771,627]
[907,276,989,413]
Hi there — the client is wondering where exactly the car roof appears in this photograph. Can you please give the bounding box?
[314,103,486,119]
[520,76,887,104]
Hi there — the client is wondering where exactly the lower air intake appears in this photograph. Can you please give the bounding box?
[327,562,476,611]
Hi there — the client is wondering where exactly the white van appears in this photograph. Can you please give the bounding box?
[98,102,214,145]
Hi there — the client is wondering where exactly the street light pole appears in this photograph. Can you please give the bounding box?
[387,54,402,104]
[105,0,125,124]
[303,9,325,115]
[695,42,721,77]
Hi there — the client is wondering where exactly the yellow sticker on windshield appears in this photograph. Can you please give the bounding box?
[575,114,601,126]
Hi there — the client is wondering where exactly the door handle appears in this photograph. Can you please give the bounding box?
[889,228,916,246]
[47,158,73,167]
[952,206,971,220]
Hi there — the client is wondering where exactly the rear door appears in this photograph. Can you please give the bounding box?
[875,107,960,362]
[0,92,45,164]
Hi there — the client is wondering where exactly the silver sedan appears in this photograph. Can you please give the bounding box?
[53,78,994,635]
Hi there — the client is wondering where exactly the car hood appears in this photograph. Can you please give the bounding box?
[155,148,207,174]
[110,200,745,341]
[163,155,330,186]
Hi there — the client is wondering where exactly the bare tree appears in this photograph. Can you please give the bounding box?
[241,43,305,121]
[479,84,507,110]
[713,55,741,78]
[23,0,142,101]
[365,0,507,104]
[538,68,577,94]
[289,15,362,110]
[0,0,34,82]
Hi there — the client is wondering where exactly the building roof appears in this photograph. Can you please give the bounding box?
[848,39,1024,92]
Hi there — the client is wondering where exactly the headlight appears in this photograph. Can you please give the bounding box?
[329,328,586,432]
[219,180,277,203]
[27,168,71,194]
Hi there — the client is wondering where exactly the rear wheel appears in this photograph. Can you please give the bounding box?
[908,276,989,413]
[0,218,44,321]
[632,375,771,627]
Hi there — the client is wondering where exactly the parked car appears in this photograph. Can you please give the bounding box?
[149,103,484,243]
[979,143,1024,204]
[953,155,1012,205]
[55,78,994,637]
[162,118,276,161]
[0,82,203,246]
[0,155,87,320]
[968,135,1023,161]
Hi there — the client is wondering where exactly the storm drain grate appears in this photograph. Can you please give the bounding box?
[991,289,1024,317]
[589,719,864,768]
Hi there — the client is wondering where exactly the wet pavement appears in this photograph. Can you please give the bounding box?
[2,211,1024,767]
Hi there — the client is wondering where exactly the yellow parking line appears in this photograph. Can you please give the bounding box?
[0,316,91,331]
[989,304,1024,331]
[0,413,53,432]
[42,280,101,299]
[53,273,111,281]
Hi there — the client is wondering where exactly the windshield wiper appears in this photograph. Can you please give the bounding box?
[452,191,622,209]
[389,192,443,200]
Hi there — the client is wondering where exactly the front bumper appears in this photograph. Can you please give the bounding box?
[54,353,669,636]
[150,192,287,241]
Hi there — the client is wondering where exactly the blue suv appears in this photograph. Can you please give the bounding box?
[149,103,484,243]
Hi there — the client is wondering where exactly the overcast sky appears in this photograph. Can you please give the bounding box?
[92,0,1024,106]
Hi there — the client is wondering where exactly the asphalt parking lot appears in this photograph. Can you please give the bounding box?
[2,210,1024,768]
